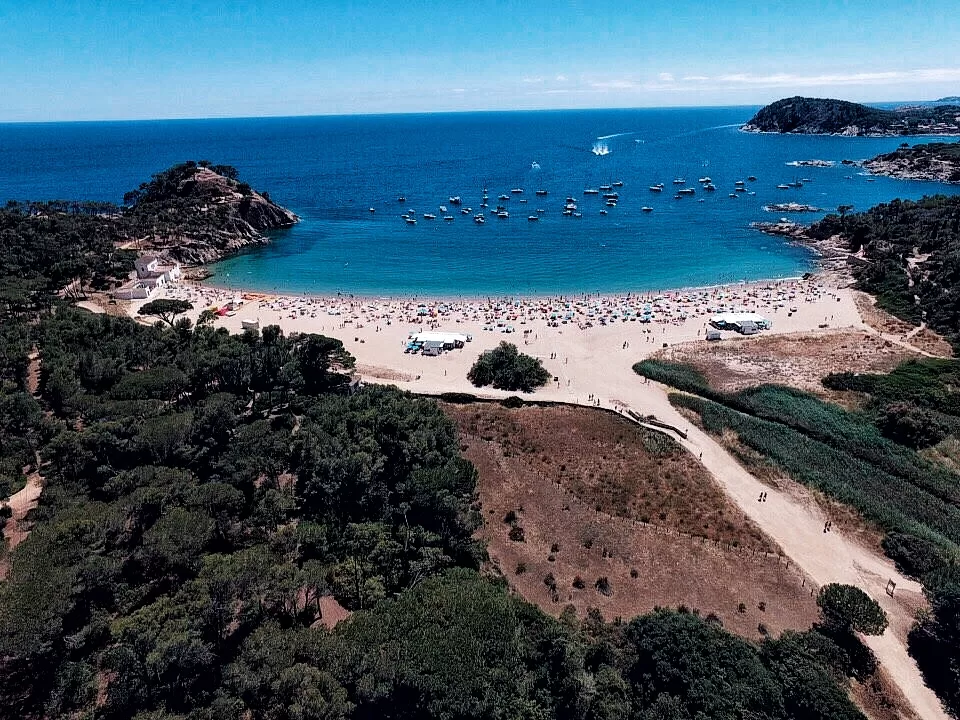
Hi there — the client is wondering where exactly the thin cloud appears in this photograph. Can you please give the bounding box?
[522,76,544,84]
[555,74,568,82]
[682,75,710,82]
[658,73,675,83]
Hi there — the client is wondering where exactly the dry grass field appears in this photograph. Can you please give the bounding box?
[445,402,819,639]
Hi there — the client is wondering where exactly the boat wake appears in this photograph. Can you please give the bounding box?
[596,131,636,140]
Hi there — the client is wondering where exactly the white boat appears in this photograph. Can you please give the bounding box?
[405,218,417,224]
[497,210,509,218]
[698,177,712,183]
[439,205,448,213]
[612,180,623,187]
[673,178,686,184]
[449,196,462,205]
[527,215,539,221]
[584,188,599,195]
[423,213,436,219]
[535,189,549,196]
[600,209,607,215]
[777,184,790,189]
[678,188,695,195]
[368,207,375,213]
[642,206,653,212]
[444,216,455,221]
[599,184,612,191]
[511,188,524,194]
[649,184,664,192]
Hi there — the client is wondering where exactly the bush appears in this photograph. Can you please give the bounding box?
[468,342,550,393]
[501,395,525,408]
[877,401,949,449]
[882,532,953,578]
[508,525,525,542]
[633,360,713,396]
[817,584,888,635]
[572,576,586,589]
[595,577,612,596]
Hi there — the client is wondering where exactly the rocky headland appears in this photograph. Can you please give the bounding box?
[742,96,960,136]
[862,142,960,183]
[123,161,299,264]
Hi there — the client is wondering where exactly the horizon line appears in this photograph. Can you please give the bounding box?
[0,97,939,126]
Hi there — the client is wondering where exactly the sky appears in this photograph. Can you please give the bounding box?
[1,0,959,122]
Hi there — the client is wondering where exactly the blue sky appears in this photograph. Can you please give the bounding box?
[2,0,958,121]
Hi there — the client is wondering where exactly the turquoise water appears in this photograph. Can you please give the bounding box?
[1,108,958,296]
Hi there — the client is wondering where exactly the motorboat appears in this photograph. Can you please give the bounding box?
[511,188,524,194]
[444,215,455,221]
[698,177,712,183]
[423,213,436,219]
[449,196,462,205]
[527,215,539,221]
[677,188,695,195]
[599,184,612,191]
[642,206,653,212]
[649,184,664,192]
[535,189,549,196]
[405,217,417,224]
[612,180,623,187]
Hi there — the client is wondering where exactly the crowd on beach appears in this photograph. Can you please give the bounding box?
[156,277,837,335]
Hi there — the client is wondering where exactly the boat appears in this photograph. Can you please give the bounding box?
[674,194,683,199]
[599,209,607,215]
[527,215,539,221]
[641,206,653,212]
[401,214,409,219]
[606,200,617,207]
[704,183,716,191]
[444,216,455,221]
[497,210,509,218]
[473,213,485,224]
[729,193,737,198]
[537,208,546,213]
[777,184,790,189]
[698,177,712,183]
[564,202,577,211]
[405,218,417,224]
[599,184,612,191]
[498,194,509,201]
[407,209,416,216]
[612,180,623,187]
[397,196,406,202]
[735,180,745,186]
[735,186,746,192]
[368,207,375,213]
[449,196,462,205]
[562,209,573,216]
[673,178,686,184]
[439,205,447,213]
[602,192,619,199]
[480,202,488,208]
[747,175,757,181]
[535,189,549,196]
[511,188,524,194]
[678,188,695,195]
[519,198,528,203]
[573,212,582,218]
[649,184,664,192]
[423,213,437,220]
[584,188,599,195]
[460,208,470,214]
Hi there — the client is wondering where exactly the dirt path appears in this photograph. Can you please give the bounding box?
[860,323,945,360]
[1,467,43,563]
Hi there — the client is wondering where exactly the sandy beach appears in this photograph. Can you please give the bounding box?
[133,276,862,403]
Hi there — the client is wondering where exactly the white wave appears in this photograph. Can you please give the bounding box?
[596,131,635,140]
[592,141,611,156]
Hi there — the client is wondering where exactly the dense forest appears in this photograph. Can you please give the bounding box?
[742,96,960,135]
[809,194,960,349]
[635,358,960,716]
[0,162,880,719]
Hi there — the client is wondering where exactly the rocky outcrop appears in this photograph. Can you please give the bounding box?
[125,162,299,265]
[742,96,960,136]
[763,203,822,213]
[862,142,960,184]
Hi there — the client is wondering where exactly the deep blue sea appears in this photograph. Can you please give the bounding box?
[2,108,958,296]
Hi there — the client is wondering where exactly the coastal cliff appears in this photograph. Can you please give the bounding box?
[124,161,299,264]
[742,96,960,136]
[863,142,960,183]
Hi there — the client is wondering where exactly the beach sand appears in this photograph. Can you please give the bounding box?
[136,277,863,405]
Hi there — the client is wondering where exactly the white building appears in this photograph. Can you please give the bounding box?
[113,254,182,300]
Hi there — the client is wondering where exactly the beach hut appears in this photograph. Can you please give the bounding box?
[706,329,722,341]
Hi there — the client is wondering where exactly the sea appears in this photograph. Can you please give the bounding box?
[2,107,959,297]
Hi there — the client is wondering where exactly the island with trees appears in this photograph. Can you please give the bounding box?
[742,96,960,136]
[862,141,960,183]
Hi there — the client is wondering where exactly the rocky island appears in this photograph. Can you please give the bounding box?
[123,161,299,264]
[862,141,960,183]
[742,96,960,136]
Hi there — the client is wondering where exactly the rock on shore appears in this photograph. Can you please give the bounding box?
[862,142,960,184]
